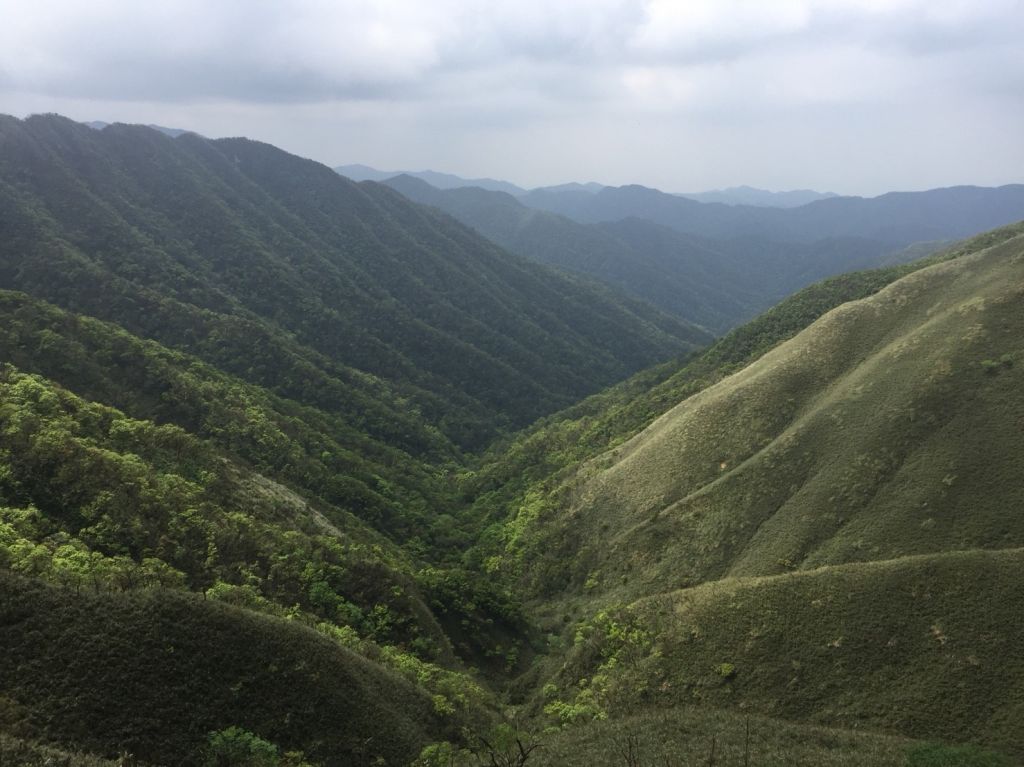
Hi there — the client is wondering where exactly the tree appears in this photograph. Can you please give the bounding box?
[205,726,279,767]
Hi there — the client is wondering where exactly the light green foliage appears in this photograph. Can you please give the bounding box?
[544,607,654,726]
[205,727,279,767]
[376,644,489,719]
[414,741,472,767]
[714,663,736,680]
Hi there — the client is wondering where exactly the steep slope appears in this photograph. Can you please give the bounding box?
[509,225,1024,600]
[548,548,1024,758]
[460,243,966,577]
[384,175,947,334]
[455,225,1024,759]
[520,182,1024,245]
[0,114,705,450]
[0,573,445,766]
[384,175,761,333]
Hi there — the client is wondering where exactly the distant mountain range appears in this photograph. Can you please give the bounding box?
[336,164,846,208]
[84,120,192,138]
[5,115,1024,765]
[335,163,527,195]
[516,182,1024,243]
[677,185,837,207]
[381,173,1022,333]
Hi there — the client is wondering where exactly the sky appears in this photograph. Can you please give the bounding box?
[1,0,1022,195]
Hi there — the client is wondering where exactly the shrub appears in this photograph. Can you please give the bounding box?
[205,726,279,767]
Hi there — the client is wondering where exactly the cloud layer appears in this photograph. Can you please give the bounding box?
[2,0,1022,192]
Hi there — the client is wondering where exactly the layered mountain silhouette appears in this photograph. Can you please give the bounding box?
[2,115,1022,766]
[383,174,1018,334]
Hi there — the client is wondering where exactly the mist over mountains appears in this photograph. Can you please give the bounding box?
[335,163,840,208]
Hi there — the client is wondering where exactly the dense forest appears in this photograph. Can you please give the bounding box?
[1,115,1022,767]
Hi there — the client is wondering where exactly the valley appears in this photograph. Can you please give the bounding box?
[1,115,1022,767]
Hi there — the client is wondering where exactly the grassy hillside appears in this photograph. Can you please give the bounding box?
[0,573,451,766]
[544,549,1024,759]
[503,224,1024,600]
[4,113,1024,764]
[533,706,916,767]
[0,114,705,450]
[460,235,975,577]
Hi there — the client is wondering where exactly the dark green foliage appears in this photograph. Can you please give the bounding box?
[416,566,532,676]
[0,573,442,766]
[3,113,1024,766]
[459,246,963,578]
[0,114,704,452]
[384,174,939,336]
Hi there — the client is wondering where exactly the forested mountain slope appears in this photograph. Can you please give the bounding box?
[3,113,1022,765]
[0,573,446,766]
[465,224,1024,759]
[0,114,705,451]
[383,174,948,334]
[383,175,759,333]
[500,224,1024,600]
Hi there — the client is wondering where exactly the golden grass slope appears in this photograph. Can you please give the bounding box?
[534,228,1024,600]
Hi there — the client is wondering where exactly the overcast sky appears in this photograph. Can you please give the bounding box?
[1,0,1022,194]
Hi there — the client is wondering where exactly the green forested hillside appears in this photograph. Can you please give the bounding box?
[3,113,1023,766]
[0,573,447,766]
[383,174,950,334]
[465,224,1024,762]
[0,114,705,450]
[459,241,968,575]
[508,226,1024,601]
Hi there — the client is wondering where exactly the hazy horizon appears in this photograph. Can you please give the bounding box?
[3,0,1022,196]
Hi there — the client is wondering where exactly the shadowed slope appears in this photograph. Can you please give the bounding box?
[0,573,442,766]
[0,114,704,449]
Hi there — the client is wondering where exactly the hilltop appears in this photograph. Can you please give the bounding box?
[0,114,705,452]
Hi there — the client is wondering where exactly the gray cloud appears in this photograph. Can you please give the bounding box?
[1,0,1022,193]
